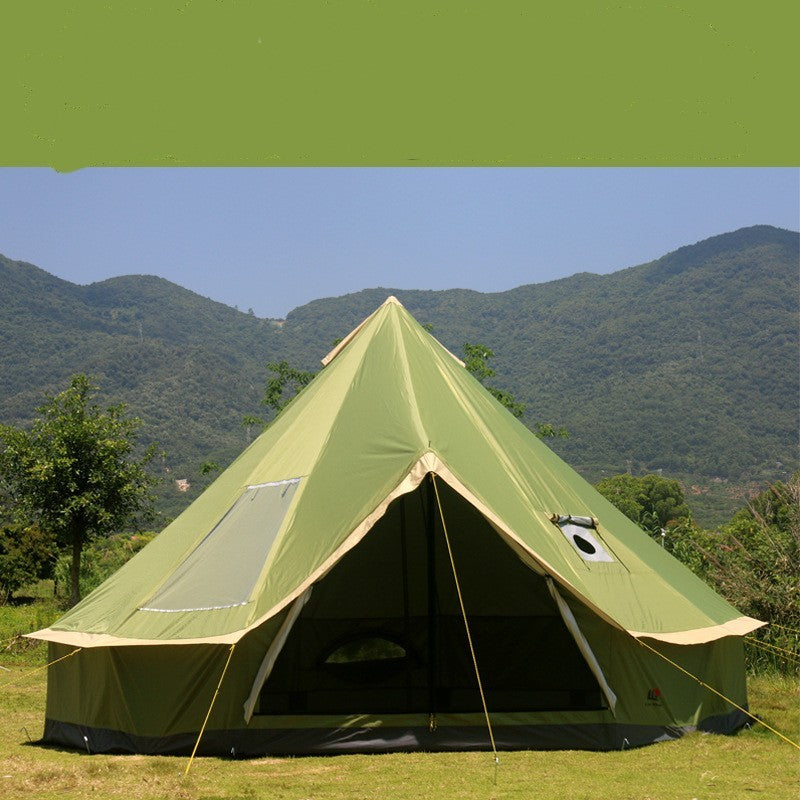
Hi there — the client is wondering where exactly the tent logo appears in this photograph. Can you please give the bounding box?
[646,687,662,705]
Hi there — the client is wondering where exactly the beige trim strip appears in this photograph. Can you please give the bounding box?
[629,616,766,645]
[242,586,312,723]
[546,577,617,715]
[320,303,385,367]
[28,612,765,651]
[429,334,465,366]
[25,628,246,647]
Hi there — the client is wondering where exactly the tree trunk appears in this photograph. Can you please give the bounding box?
[69,522,83,607]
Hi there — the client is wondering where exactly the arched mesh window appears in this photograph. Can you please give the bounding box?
[324,636,407,664]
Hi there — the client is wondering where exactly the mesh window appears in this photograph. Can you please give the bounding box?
[324,636,408,664]
[140,479,300,612]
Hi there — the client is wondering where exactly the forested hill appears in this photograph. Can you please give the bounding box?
[0,257,286,507]
[1,225,797,524]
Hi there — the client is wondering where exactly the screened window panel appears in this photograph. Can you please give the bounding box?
[140,479,300,612]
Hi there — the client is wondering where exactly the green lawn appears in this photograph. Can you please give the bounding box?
[1,639,797,800]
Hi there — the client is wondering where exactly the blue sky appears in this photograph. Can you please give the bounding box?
[0,168,797,319]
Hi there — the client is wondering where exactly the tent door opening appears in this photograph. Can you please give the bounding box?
[255,477,607,717]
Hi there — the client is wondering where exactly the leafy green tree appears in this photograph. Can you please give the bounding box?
[597,472,800,672]
[54,530,157,600]
[263,360,317,414]
[463,343,568,438]
[530,422,570,440]
[0,523,56,603]
[241,414,264,443]
[656,475,800,674]
[464,343,527,418]
[595,473,692,538]
[702,476,799,670]
[0,375,158,606]
[242,360,318,438]
[596,473,645,522]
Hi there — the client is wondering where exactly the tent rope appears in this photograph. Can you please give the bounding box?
[0,647,82,689]
[184,643,236,777]
[431,475,499,779]
[634,637,800,751]
[768,622,800,637]
[745,636,800,666]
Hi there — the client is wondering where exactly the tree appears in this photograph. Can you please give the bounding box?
[463,342,568,438]
[653,475,800,673]
[263,360,317,414]
[54,530,157,601]
[595,472,799,672]
[0,522,55,603]
[702,475,800,670]
[241,414,264,443]
[0,375,157,606]
[243,359,318,437]
[595,472,692,538]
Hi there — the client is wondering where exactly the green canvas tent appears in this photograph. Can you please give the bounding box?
[30,297,762,755]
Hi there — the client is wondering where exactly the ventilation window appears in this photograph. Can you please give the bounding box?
[553,515,614,563]
[572,533,597,555]
[140,478,301,612]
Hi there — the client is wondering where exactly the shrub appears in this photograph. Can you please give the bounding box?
[0,523,56,604]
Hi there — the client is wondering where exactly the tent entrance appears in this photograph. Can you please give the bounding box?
[255,478,606,717]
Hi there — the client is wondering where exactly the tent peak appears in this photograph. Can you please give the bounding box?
[321,295,405,367]
[322,296,464,368]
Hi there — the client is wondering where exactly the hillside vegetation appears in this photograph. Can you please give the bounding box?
[0,225,797,524]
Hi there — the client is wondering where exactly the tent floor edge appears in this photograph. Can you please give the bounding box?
[40,712,749,756]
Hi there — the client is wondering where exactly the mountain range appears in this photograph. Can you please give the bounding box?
[1,224,797,525]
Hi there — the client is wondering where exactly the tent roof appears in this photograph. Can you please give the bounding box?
[31,297,761,648]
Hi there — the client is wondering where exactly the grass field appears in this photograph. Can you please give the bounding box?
[2,591,798,800]
[1,641,797,800]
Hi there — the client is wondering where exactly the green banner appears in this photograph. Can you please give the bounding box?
[2,3,797,169]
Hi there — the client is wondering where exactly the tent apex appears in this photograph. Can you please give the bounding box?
[321,295,405,367]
